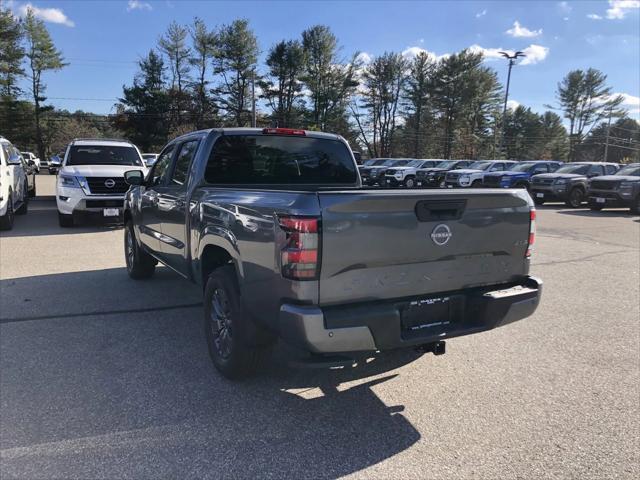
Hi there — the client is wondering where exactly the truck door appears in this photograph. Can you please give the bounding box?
[156,138,201,275]
[139,143,176,255]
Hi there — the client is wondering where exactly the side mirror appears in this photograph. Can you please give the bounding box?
[7,153,22,165]
[124,169,145,186]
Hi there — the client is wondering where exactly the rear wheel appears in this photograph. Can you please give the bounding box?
[58,212,74,228]
[204,264,272,379]
[566,187,585,208]
[28,180,36,198]
[631,196,640,215]
[0,194,14,231]
[124,221,156,279]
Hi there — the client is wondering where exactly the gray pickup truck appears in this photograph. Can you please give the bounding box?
[123,128,541,379]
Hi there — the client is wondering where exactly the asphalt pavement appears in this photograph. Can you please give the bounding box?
[1,175,638,479]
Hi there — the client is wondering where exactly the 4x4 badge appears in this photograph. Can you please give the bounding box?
[431,224,452,246]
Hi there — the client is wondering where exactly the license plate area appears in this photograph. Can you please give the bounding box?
[536,192,544,198]
[400,295,465,333]
[103,208,119,217]
[596,197,605,204]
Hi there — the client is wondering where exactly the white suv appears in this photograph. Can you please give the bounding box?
[1,136,29,230]
[56,138,147,227]
[384,159,440,188]
[444,160,518,188]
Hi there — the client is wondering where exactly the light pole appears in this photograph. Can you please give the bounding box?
[499,50,525,155]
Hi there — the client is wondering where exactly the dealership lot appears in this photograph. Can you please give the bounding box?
[1,175,638,479]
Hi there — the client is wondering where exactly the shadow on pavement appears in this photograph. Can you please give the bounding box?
[0,201,123,238]
[0,267,423,479]
[555,208,635,218]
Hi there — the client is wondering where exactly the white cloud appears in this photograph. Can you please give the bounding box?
[401,46,448,61]
[15,2,74,27]
[468,44,549,65]
[506,21,542,38]
[558,1,572,14]
[606,0,640,19]
[475,9,487,18]
[507,99,520,110]
[127,0,152,11]
[355,52,372,65]
[587,13,604,20]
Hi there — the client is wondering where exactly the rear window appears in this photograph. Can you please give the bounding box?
[204,135,357,185]
[66,145,143,166]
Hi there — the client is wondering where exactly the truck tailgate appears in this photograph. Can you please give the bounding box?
[317,189,532,306]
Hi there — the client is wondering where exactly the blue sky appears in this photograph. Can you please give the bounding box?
[6,0,640,118]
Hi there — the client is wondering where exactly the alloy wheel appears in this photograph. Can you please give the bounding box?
[210,288,233,359]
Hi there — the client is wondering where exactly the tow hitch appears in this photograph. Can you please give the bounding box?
[416,341,446,356]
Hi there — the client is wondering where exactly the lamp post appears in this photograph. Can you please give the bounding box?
[499,50,525,155]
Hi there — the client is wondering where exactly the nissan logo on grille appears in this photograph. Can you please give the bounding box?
[430,224,452,246]
[104,178,116,188]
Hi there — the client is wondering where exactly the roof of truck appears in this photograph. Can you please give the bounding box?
[173,127,344,142]
[71,138,137,147]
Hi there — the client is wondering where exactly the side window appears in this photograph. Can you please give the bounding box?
[533,164,548,174]
[490,163,503,171]
[170,140,199,186]
[588,164,604,176]
[149,145,175,186]
[605,165,618,175]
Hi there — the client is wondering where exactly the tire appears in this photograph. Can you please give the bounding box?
[16,186,28,215]
[28,179,36,198]
[58,212,74,228]
[403,176,416,188]
[0,194,14,231]
[204,264,272,379]
[631,196,640,215]
[514,182,528,189]
[471,179,482,187]
[124,221,156,279]
[566,187,585,208]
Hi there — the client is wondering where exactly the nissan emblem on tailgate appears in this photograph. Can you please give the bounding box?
[431,224,452,246]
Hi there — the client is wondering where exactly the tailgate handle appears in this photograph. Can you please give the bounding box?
[415,200,466,222]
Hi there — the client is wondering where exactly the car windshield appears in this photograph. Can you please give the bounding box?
[405,160,424,167]
[511,163,537,172]
[142,154,156,160]
[555,164,589,175]
[468,161,492,170]
[389,160,409,167]
[66,145,143,166]
[435,161,455,168]
[616,165,640,176]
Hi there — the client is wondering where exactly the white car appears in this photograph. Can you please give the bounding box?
[0,136,29,230]
[56,138,147,227]
[384,159,441,188]
[444,161,518,188]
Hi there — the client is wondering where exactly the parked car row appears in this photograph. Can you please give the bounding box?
[0,136,37,230]
[359,157,638,213]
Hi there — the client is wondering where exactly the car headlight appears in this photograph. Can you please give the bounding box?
[59,175,81,188]
[460,175,470,183]
[555,179,568,185]
[619,181,634,189]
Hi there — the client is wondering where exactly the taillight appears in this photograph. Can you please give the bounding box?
[278,216,320,280]
[526,208,536,258]
[262,128,306,136]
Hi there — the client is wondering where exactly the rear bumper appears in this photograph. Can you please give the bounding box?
[279,276,542,354]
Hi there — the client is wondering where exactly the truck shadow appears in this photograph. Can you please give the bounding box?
[556,209,635,218]
[0,201,122,238]
[0,267,423,479]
